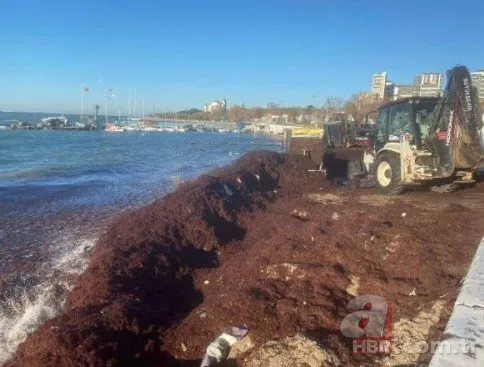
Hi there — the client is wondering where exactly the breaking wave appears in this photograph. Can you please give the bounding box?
[0,234,96,363]
[0,129,281,364]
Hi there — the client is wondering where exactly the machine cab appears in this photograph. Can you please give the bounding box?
[374,97,439,151]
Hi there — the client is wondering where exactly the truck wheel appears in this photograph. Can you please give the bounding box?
[374,152,403,195]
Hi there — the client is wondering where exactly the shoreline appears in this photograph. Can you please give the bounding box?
[0,132,282,365]
[5,151,484,366]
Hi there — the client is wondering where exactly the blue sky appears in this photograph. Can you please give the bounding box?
[0,0,483,114]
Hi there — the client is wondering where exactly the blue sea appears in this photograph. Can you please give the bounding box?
[0,122,281,362]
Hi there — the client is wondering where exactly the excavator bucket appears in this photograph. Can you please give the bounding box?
[428,66,484,176]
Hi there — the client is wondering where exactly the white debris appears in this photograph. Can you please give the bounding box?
[401,212,407,218]
[291,209,308,219]
[222,183,233,196]
[383,239,400,260]
[254,174,260,181]
[409,288,417,296]
[332,212,340,220]
[181,342,187,352]
[236,177,243,184]
[200,332,244,367]
[204,280,210,285]
[346,275,360,297]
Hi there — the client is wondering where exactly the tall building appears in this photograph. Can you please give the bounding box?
[414,72,442,97]
[471,70,484,102]
[371,72,387,100]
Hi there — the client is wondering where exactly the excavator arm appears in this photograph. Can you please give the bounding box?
[427,66,484,176]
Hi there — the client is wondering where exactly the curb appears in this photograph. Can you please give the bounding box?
[429,237,484,366]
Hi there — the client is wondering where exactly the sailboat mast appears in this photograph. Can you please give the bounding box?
[128,88,132,120]
[142,96,145,124]
[134,88,137,118]
[105,97,108,125]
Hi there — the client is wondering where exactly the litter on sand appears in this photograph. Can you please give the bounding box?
[200,324,249,367]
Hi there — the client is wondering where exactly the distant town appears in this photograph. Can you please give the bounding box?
[4,68,484,135]
[371,69,484,101]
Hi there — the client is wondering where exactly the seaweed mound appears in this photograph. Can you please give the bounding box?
[7,151,320,367]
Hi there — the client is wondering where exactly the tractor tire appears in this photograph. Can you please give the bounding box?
[374,152,403,195]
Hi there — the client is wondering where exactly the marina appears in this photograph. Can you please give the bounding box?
[7,119,248,134]
[2,110,256,134]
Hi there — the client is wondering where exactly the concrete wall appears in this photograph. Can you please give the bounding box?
[429,237,484,366]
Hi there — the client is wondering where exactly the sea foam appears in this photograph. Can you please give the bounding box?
[0,236,95,363]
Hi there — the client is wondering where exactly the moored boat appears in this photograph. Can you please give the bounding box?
[104,123,124,132]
